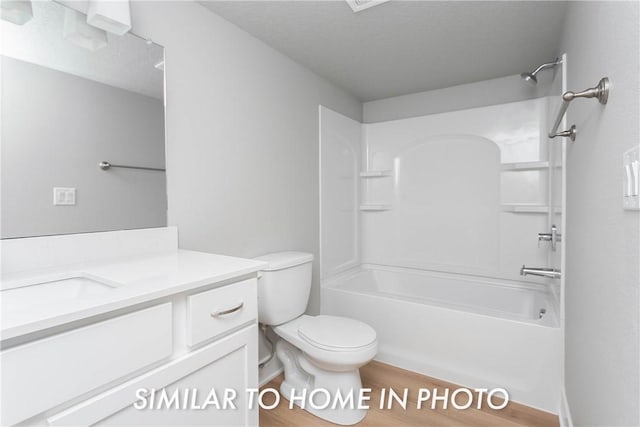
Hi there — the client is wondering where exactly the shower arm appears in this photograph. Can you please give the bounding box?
[549,77,610,140]
[531,59,562,76]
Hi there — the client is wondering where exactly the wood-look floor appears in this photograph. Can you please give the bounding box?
[259,361,559,427]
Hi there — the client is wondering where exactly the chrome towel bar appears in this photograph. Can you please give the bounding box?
[549,77,610,141]
[99,161,165,172]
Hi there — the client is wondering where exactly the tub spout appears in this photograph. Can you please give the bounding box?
[520,265,562,279]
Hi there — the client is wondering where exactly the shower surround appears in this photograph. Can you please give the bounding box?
[319,98,563,413]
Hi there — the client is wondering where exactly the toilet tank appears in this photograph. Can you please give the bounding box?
[254,252,314,326]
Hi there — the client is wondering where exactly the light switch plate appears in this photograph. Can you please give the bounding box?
[53,187,76,206]
[623,146,639,210]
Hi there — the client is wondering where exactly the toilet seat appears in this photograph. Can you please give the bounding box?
[298,315,377,352]
[273,314,378,373]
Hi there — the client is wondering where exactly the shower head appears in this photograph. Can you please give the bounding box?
[520,58,562,86]
[520,72,538,85]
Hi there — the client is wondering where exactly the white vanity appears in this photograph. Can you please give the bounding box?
[1,227,265,426]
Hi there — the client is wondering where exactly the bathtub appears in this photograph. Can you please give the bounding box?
[321,265,561,413]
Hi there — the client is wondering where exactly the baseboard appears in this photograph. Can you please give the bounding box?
[559,387,573,427]
[259,363,284,387]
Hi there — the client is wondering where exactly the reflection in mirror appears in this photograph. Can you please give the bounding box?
[1,1,166,239]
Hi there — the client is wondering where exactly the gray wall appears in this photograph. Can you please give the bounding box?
[363,73,554,123]
[1,56,166,238]
[560,2,639,425]
[129,1,362,314]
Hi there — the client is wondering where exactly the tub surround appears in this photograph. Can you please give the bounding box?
[320,99,562,284]
[359,98,559,284]
[1,227,265,426]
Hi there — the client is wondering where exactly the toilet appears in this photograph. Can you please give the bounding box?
[255,252,377,425]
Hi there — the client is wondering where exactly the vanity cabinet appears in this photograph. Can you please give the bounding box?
[1,276,259,427]
[48,326,258,427]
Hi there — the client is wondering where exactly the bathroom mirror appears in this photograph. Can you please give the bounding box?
[0,1,166,239]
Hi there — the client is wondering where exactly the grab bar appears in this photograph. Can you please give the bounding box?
[99,161,165,172]
[548,77,610,141]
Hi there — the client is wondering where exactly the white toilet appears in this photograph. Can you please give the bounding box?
[255,252,377,425]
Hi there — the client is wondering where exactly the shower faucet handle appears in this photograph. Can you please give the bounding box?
[538,224,561,251]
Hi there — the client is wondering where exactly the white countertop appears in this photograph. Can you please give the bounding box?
[1,250,267,341]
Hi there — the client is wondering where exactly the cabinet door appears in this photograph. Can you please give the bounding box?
[2,303,173,426]
[48,325,258,427]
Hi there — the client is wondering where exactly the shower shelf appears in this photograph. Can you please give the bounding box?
[501,204,562,214]
[359,170,392,178]
[500,161,561,171]
[359,204,392,211]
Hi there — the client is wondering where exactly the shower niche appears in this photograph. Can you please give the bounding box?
[359,169,393,211]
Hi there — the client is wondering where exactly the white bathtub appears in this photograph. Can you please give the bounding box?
[321,265,561,413]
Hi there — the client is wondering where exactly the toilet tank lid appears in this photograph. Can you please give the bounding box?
[254,251,314,271]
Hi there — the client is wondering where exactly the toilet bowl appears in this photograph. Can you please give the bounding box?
[255,252,378,425]
[273,315,377,425]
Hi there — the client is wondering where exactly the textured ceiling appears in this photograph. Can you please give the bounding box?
[201,0,568,102]
[0,1,164,99]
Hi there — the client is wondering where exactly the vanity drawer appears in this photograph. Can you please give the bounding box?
[187,278,257,346]
[1,303,173,426]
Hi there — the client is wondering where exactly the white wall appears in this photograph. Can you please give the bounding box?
[128,1,362,314]
[560,2,640,425]
[1,56,166,238]
[363,73,554,123]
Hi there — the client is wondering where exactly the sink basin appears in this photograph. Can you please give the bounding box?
[1,277,116,307]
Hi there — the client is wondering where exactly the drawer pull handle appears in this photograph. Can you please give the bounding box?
[210,302,244,318]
